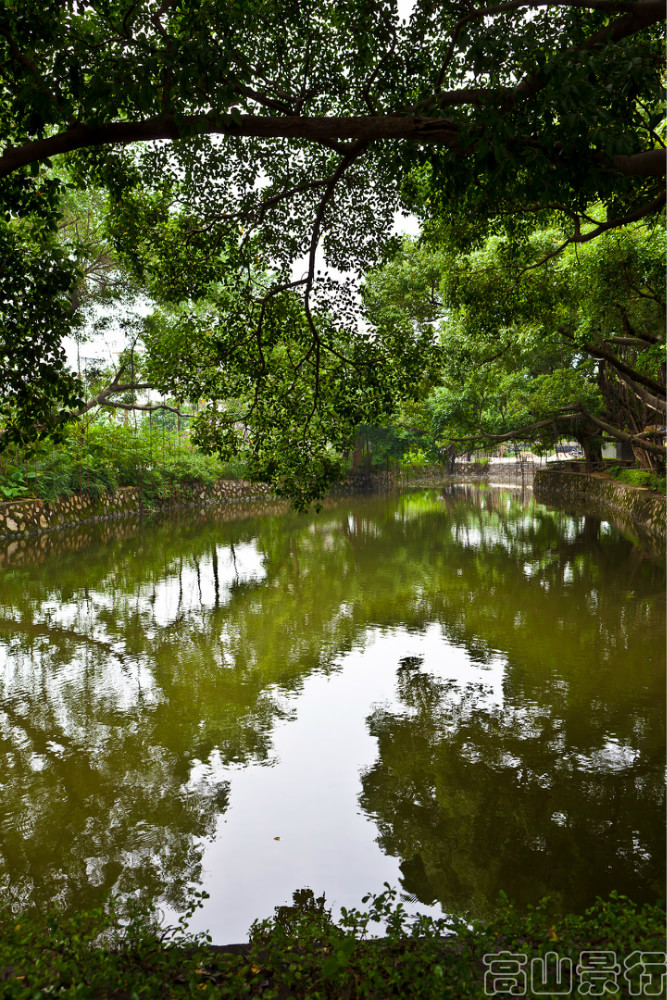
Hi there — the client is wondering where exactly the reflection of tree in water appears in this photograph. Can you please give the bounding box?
[0,647,232,913]
[0,488,663,916]
[0,515,291,914]
[360,665,665,918]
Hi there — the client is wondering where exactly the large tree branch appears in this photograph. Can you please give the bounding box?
[1,111,663,181]
[433,0,654,96]
[431,0,665,113]
[572,192,667,238]
[447,406,667,457]
[578,406,667,455]
[445,412,582,442]
[233,82,296,116]
[101,400,186,415]
[0,26,44,79]
[609,335,664,347]
[558,326,666,396]
[613,150,667,178]
[613,370,666,414]
[76,371,154,416]
[513,0,666,104]
[511,191,666,284]
[0,114,460,178]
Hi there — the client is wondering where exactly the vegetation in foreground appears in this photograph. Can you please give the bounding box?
[0,889,664,999]
[0,419,247,504]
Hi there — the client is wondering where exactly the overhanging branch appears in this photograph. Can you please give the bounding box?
[1,117,663,183]
[101,400,188,416]
[578,406,667,455]
[444,412,582,443]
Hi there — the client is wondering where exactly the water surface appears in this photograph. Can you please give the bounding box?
[0,486,664,941]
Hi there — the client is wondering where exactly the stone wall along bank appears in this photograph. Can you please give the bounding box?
[449,461,536,484]
[0,480,273,540]
[0,463,536,542]
[534,468,665,549]
[341,462,536,488]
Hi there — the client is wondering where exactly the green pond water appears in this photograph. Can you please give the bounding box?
[0,485,664,943]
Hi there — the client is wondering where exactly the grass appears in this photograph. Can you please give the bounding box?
[606,466,666,495]
[0,888,664,999]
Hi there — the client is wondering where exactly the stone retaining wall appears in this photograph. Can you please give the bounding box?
[534,468,665,548]
[0,473,408,541]
[0,500,294,569]
[452,461,536,483]
[0,462,545,542]
[0,479,273,541]
[329,471,396,493]
[333,463,534,490]
[333,466,455,490]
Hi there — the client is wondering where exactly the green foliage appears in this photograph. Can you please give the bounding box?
[0,418,240,505]
[140,287,437,509]
[0,468,30,501]
[341,422,437,472]
[0,1,663,504]
[0,891,663,998]
[401,447,430,468]
[0,216,85,446]
[0,894,214,1000]
[610,466,666,493]
[364,218,665,469]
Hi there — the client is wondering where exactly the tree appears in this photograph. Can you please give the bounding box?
[0,211,85,446]
[1,1,663,202]
[0,1,664,498]
[363,219,665,468]
[138,284,434,506]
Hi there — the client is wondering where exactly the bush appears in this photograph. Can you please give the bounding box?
[0,417,247,505]
[0,889,663,999]
[402,448,430,467]
[609,466,666,494]
[0,467,30,501]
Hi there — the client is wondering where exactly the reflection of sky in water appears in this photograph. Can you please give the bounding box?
[177,623,509,941]
[575,738,640,773]
[0,540,266,733]
[149,542,266,627]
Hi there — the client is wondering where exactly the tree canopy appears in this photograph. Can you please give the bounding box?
[363,217,665,468]
[1,0,664,198]
[0,0,664,500]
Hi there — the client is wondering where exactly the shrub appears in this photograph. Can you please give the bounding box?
[0,889,663,999]
[609,466,666,494]
[0,417,247,505]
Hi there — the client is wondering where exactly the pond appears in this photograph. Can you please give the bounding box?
[0,485,664,943]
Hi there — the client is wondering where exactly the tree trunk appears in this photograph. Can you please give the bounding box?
[578,434,603,470]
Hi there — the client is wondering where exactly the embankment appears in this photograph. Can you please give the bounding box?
[0,479,274,541]
[0,467,423,541]
[0,473,403,541]
[7,462,650,546]
[534,468,665,554]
